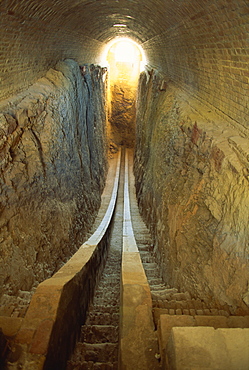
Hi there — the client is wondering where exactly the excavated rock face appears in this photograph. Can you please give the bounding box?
[134,69,249,313]
[109,83,136,148]
[0,60,107,299]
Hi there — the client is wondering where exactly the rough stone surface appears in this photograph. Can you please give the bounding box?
[0,60,107,305]
[134,68,249,313]
[109,83,136,149]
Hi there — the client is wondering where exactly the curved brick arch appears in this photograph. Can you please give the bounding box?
[0,0,248,125]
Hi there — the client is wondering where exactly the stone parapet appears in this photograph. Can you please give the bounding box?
[1,151,120,369]
[119,149,159,370]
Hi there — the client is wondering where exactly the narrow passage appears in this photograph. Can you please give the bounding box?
[67,147,237,370]
[67,150,124,369]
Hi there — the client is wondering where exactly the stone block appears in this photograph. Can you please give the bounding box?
[175,309,182,315]
[182,309,189,315]
[158,314,195,357]
[194,315,228,329]
[120,282,159,369]
[30,319,54,354]
[153,308,169,327]
[165,327,249,370]
[189,309,196,316]
[227,316,249,328]
[217,328,249,369]
[0,317,23,338]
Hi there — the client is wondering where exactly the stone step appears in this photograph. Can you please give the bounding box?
[94,287,120,295]
[154,310,249,331]
[144,269,161,278]
[140,255,156,263]
[143,262,158,269]
[152,304,231,317]
[85,312,119,326]
[151,288,178,298]
[148,278,164,286]
[88,305,118,315]
[93,292,119,304]
[81,325,119,344]
[95,281,120,289]
[72,342,118,363]
[92,298,119,307]
[149,284,167,291]
[67,360,118,369]
[137,245,154,252]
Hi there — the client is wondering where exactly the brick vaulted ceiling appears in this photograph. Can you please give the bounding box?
[1,0,249,128]
[1,0,211,43]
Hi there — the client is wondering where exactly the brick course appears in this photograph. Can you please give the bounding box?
[0,0,248,127]
[0,11,103,100]
[143,0,249,129]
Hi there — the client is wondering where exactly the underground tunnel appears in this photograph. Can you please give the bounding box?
[0,0,249,369]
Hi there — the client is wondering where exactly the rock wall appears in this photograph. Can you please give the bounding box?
[134,68,249,313]
[0,60,107,300]
[109,83,136,148]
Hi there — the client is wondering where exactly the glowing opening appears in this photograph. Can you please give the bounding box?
[101,37,147,72]
[115,41,136,62]
[100,38,146,150]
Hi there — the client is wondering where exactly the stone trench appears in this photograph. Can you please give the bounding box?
[0,0,249,369]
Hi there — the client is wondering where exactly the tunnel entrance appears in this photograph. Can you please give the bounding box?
[104,38,144,150]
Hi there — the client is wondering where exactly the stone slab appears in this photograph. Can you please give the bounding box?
[194,315,228,329]
[158,314,195,356]
[227,315,249,328]
[166,327,249,370]
[120,149,160,370]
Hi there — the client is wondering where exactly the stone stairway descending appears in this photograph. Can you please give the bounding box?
[67,152,124,370]
[128,152,239,323]
[131,209,248,321]
[67,148,248,370]
[131,198,236,320]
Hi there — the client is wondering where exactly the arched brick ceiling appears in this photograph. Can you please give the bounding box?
[2,0,208,43]
[1,0,248,129]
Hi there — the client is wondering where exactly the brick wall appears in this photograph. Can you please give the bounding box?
[1,0,248,128]
[143,0,249,130]
[0,12,103,100]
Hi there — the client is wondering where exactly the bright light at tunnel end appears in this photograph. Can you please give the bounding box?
[115,41,136,62]
[101,37,147,72]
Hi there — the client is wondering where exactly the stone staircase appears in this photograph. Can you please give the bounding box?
[137,239,249,320]
[67,152,124,370]
[0,291,34,319]
[128,159,249,327]
[134,221,249,333]
[136,234,247,321]
[67,242,121,370]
